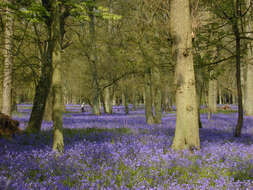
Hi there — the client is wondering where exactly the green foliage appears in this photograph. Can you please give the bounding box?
[70,2,121,22]
[19,3,50,23]
[70,2,89,21]
[97,6,122,20]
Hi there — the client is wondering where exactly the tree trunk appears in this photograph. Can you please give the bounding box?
[195,71,203,128]
[208,72,217,114]
[245,59,253,115]
[241,64,246,106]
[2,0,14,116]
[170,0,200,150]
[52,49,64,153]
[11,89,17,113]
[26,1,61,133]
[218,86,222,105]
[0,84,2,111]
[112,94,116,106]
[233,1,244,137]
[44,88,53,121]
[152,67,162,124]
[89,2,101,116]
[143,89,146,105]
[162,83,170,113]
[51,0,66,152]
[27,47,54,133]
[144,70,154,124]
[132,89,137,111]
[104,87,113,114]
[245,0,253,116]
[123,88,129,114]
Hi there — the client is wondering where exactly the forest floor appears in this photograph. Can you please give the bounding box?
[0,104,253,189]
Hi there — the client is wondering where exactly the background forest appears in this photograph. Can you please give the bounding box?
[1,0,253,189]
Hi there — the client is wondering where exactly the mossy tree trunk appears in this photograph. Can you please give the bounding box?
[162,83,172,113]
[27,0,69,135]
[0,83,2,111]
[103,0,114,115]
[152,66,162,124]
[2,0,14,116]
[122,86,129,114]
[208,71,217,119]
[88,2,101,116]
[233,0,243,137]
[132,82,137,111]
[170,0,200,151]
[143,89,146,105]
[51,0,71,152]
[27,39,54,133]
[144,69,154,124]
[11,89,17,113]
[195,70,204,128]
[44,88,53,121]
[218,86,222,105]
[132,91,137,111]
[52,48,64,153]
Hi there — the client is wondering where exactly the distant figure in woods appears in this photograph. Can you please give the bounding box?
[81,103,85,112]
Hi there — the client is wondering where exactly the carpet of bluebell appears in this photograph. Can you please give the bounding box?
[0,104,253,189]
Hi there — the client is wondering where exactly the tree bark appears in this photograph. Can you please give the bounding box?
[44,88,53,121]
[0,83,2,111]
[162,83,171,113]
[170,0,200,151]
[144,70,154,124]
[88,1,101,116]
[123,87,129,114]
[143,88,146,105]
[132,88,137,111]
[2,0,14,116]
[245,0,253,116]
[233,0,243,137]
[52,48,64,153]
[27,0,66,133]
[218,86,222,105]
[245,59,253,115]
[112,94,116,106]
[27,38,54,133]
[152,66,162,124]
[195,71,203,128]
[208,71,217,114]
[104,87,113,114]
[11,89,17,113]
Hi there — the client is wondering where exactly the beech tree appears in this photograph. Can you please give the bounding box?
[2,0,14,116]
[170,0,200,150]
[26,1,57,133]
[245,0,253,116]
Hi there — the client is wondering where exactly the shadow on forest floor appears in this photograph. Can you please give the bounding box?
[2,111,253,153]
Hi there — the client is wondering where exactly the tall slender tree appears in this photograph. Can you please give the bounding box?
[208,70,218,119]
[245,0,253,116]
[2,0,14,116]
[233,0,243,137]
[88,0,101,116]
[152,66,162,123]
[26,1,56,133]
